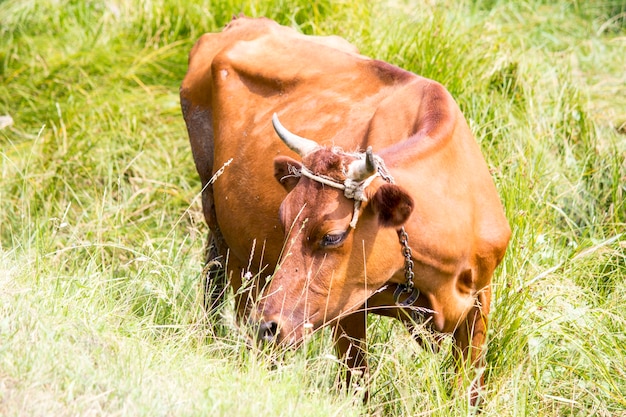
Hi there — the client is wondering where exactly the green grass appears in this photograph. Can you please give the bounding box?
[1,0,625,415]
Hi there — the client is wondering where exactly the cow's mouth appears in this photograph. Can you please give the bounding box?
[255,308,322,347]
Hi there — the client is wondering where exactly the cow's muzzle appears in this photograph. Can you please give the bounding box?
[257,320,279,344]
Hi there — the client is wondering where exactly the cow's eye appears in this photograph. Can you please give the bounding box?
[321,231,347,248]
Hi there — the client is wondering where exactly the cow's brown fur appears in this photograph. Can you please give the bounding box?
[180,16,511,405]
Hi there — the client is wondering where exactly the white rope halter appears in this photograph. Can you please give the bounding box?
[292,152,394,228]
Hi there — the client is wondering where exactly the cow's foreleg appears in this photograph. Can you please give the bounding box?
[203,233,226,314]
[200,181,231,319]
[453,286,491,408]
[333,309,368,401]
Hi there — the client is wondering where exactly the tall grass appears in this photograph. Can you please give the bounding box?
[1,0,625,415]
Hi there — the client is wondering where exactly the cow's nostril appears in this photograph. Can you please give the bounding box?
[258,321,279,343]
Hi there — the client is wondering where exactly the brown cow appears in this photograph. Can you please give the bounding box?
[180,16,510,405]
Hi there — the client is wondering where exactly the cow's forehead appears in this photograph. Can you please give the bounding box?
[301,148,356,180]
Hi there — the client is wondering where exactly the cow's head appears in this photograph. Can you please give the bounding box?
[256,114,414,345]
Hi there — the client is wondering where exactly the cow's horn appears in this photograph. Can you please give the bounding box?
[347,146,378,180]
[272,113,319,157]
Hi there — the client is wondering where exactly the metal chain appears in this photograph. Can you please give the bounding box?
[394,226,419,306]
[398,227,415,291]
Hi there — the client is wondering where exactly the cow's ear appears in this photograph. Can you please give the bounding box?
[274,156,302,192]
[370,183,414,227]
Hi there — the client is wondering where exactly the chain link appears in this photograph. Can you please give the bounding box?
[399,227,415,292]
[394,226,419,306]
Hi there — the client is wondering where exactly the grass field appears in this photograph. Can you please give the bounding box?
[1,0,625,415]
